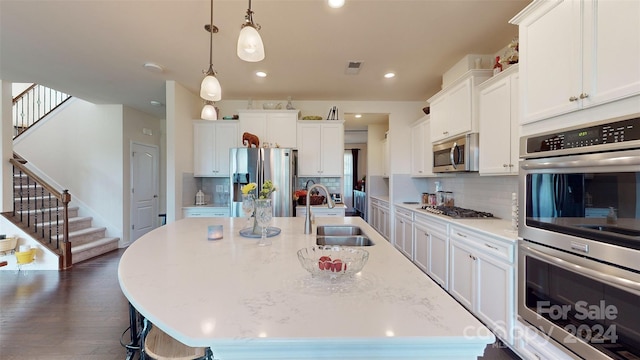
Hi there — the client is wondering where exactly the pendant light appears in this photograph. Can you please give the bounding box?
[201,101,217,120]
[237,0,265,62]
[200,0,222,101]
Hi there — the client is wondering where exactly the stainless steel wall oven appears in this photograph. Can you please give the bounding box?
[519,114,640,360]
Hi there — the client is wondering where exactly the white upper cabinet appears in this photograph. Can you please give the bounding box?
[296,121,344,177]
[512,0,640,124]
[193,120,239,177]
[238,110,299,148]
[410,116,433,177]
[479,65,520,175]
[428,70,493,143]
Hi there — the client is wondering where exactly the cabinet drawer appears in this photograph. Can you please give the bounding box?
[183,208,230,218]
[450,225,514,263]
[414,213,448,234]
[394,208,413,220]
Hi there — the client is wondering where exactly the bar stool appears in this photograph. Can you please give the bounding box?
[140,318,214,360]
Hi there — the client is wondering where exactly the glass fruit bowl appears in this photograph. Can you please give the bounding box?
[297,245,369,280]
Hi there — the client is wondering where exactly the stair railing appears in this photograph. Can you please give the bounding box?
[12,84,71,139]
[8,155,72,270]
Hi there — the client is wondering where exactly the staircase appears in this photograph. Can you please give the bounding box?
[9,170,119,266]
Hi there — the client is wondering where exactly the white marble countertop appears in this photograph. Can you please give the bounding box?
[370,195,390,202]
[394,203,519,243]
[118,216,494,359]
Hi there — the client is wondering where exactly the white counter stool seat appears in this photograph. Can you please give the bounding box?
[141,319,214,360]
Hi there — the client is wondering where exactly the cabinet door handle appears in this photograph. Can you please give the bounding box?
[569,96,579,102]
[580,93,589,99]
[456,232,467,238]
[503,164,509,168]
[485,243,499,251]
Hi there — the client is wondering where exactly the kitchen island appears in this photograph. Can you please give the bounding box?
[118,216,494,359]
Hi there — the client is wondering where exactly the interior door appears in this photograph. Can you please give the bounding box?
[131,142,159,243]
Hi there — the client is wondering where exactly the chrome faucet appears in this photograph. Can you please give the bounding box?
[304,183,335,234]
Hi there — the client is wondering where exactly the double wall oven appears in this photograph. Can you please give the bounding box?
[519,114,640,360]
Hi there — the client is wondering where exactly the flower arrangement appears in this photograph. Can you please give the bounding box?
[241,183,257,195]
[241,181,276,199]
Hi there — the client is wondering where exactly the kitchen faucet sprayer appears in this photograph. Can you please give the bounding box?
[304,184,334,234]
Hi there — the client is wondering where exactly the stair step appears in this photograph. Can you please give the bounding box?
[14,195,65,208]
[14,205,78,215]
[62,227,108,247]
[71,237,119,264]
[13,206,79,222]
[36,216,93,234]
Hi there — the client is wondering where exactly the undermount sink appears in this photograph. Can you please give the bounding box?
[315,225,374,246]
[316,235,375,246]
[316,225,364,236]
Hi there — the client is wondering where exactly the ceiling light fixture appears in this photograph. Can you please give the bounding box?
[328,0,345,9]
[355,114,362,118]
[200,0,222,103]
[143,62,164,73]
[256,71,267,78]
[201,101,218,120]
[384,72,396,79]
[237,0,265,62]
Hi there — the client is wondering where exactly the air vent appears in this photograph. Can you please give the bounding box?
[345,61,363,75]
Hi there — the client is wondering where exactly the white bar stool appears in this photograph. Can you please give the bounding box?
[141,318,214,360]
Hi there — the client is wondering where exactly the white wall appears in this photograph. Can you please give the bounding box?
[13,98,125,241]
[165,81,201,223]
[1,81,13,212]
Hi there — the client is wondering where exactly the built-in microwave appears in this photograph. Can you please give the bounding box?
[432,133,479,173]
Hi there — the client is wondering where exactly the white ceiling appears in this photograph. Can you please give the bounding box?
[0,0,530,129]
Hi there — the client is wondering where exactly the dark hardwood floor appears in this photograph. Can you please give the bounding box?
[0,248,521,360]
[0,249,133,360]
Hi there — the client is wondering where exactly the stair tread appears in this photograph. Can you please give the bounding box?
[35,215,92,227]
[71,237,119,253]
[14,206,79,214]
[51,226,107,240]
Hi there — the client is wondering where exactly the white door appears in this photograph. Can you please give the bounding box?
[131,142,159,242]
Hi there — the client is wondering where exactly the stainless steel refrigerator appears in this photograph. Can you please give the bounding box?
[230,147,296,217]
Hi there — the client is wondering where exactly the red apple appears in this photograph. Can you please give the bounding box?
[318,256,332,270]
[332,259,343,272]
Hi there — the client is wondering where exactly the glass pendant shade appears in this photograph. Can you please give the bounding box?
[200,74,222,101]
[201,102,217,120]
[328,0,345,8]
[237,25,265,62]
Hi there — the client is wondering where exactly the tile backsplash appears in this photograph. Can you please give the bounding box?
[297,177,342,194]
[423,175,518,219]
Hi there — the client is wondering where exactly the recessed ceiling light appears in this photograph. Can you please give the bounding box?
[384,72,396,79]
[355,114,362,118]
[143,62,164,73]
[328,0,345,8]
[256,71,267,78]
[150,100,164,107]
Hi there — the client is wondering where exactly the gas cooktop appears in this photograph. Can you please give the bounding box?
[419,205,495,219]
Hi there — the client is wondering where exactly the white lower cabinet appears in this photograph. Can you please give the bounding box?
[413,214,449,289]
[449,225,515,346]
[295,206,346,218]
[182,207,230,218]
[393,208,414,260]
[369,198,390,240]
